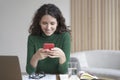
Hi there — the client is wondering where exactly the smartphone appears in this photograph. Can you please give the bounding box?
[43,43,55,50]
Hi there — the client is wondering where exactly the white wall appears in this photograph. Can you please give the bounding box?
[0,0,70,72]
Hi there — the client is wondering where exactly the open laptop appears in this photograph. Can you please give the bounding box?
[0,56,22,80]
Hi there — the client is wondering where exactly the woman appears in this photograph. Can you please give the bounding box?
[26,3,71,74]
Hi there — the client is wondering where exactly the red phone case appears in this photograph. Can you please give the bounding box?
[43,43,55,50]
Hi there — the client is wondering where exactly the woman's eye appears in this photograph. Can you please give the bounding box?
[42,22,47,25]
[41,22,56,25]
[51,22,55,25]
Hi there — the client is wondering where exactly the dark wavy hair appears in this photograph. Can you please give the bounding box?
[29,4,69,35]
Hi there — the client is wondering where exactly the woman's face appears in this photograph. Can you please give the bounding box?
[40,15,58,36]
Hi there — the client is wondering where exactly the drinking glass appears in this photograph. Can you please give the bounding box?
[68,62,77,76]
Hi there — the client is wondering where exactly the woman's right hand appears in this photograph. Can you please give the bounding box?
[30,48,49,68]
[34,48,50,60]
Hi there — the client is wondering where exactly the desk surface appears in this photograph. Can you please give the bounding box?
[22,73,115,80]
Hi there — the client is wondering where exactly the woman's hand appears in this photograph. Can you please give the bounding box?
[47,47,66,64]
[30,48,50,68]
[30,47,66,68]
[34,48,50,60]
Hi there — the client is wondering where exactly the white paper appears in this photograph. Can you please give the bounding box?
[59,74,69,80]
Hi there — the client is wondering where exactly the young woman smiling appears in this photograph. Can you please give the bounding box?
[26,4,71,74]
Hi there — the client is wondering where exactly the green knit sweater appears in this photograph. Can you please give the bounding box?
[26,32,71,74]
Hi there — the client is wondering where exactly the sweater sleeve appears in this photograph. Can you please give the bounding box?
[58,32,71,74]
[26,35,36,74]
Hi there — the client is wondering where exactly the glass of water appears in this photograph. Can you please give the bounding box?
[68,62,77,76]
[68,62,80,80]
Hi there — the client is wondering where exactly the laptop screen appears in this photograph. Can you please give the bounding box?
[0,56,22,80]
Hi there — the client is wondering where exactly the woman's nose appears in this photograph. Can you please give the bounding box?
[46,24,51,29]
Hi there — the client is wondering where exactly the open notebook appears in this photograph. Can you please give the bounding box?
[0,56,22,80]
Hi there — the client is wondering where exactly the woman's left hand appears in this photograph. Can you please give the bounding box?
[46,47,66,64]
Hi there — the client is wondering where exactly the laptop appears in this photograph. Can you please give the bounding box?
[0,56,22,80]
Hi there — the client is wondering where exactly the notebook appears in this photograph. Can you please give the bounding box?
[0,56,22,80]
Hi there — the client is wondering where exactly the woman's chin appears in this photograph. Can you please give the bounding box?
[45,33,53,36]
